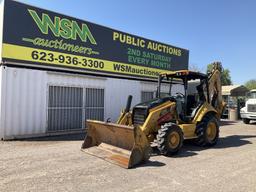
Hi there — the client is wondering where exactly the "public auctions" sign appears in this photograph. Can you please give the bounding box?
[1,0,189,80]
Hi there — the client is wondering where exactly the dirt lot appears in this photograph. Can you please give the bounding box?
[0,121,256,192]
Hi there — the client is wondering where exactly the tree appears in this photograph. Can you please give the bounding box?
[245,79,256,90]
[207,63,232,85]
[189,63,203,72]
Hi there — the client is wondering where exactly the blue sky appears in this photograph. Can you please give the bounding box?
[19,0,256,84]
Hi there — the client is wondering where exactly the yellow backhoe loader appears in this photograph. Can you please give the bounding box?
[81,62,225,168]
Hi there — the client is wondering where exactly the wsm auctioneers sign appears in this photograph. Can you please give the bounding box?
[0,0,189,80]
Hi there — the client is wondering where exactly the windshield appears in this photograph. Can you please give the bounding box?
[248,91,256,99]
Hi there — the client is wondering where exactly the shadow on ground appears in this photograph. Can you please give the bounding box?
[220,120,238,126]
[19,133,86,142]
[135,160,166,168]
[249,121,256,125]
[179,134,256,157]
[151,134,256,158]
[220,120,256,126]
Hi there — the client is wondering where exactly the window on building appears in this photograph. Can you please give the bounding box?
[85,88,104,121]
[160,92,170,98]
[141,91,154,102]
[47,86,104,132]
[48,86,83,132]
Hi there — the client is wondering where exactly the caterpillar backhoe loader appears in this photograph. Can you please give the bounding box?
[81,62,225,168]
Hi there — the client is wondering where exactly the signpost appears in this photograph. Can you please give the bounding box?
[1,0,189,80]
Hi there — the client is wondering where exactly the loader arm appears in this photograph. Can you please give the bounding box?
[116,95,133,126]
[116,111,133,126]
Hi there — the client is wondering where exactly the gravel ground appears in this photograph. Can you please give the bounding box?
[0,120,256,192]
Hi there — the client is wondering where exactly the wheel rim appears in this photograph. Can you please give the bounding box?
[168,132,180,149]
[206,122,217,141]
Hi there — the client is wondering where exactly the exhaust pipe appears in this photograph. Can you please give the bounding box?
[125,95,133,113]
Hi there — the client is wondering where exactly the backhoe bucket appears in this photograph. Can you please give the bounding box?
[81,120,150,168]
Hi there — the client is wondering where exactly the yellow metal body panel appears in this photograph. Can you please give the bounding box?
[192,102,217,123]
[161,70,190,76]
[140,101,176,136]
[179,124,197,139]
[116,111,132,126]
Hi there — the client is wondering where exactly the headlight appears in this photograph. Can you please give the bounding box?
[240,107,245,113]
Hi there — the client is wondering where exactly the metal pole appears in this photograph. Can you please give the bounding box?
[157,75,162,98]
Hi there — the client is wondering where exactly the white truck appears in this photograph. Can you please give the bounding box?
[240,89,256,124]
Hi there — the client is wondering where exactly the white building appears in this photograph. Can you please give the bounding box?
[0,0,187,140]
[0,66,184,140]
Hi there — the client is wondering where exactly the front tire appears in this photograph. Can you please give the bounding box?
[195,116,219,146]
[157,123,183,155]
[243,118,250,124]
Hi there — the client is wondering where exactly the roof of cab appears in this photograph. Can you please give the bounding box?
[160,70,208,81]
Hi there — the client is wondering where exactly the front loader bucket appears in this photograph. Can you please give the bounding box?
[81,120,150,168]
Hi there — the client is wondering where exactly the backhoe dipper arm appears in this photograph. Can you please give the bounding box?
[207,62,224,118]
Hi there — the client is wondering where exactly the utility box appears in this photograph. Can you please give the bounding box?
[229,108,238,121]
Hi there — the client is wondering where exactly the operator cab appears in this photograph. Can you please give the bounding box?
[158,70,209,122]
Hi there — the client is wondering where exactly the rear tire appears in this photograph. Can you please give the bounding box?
[157,123,183,155]
[243,118,250,124]
[195,116,219,147]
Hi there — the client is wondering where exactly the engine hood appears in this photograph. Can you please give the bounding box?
[134,97,176,111]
